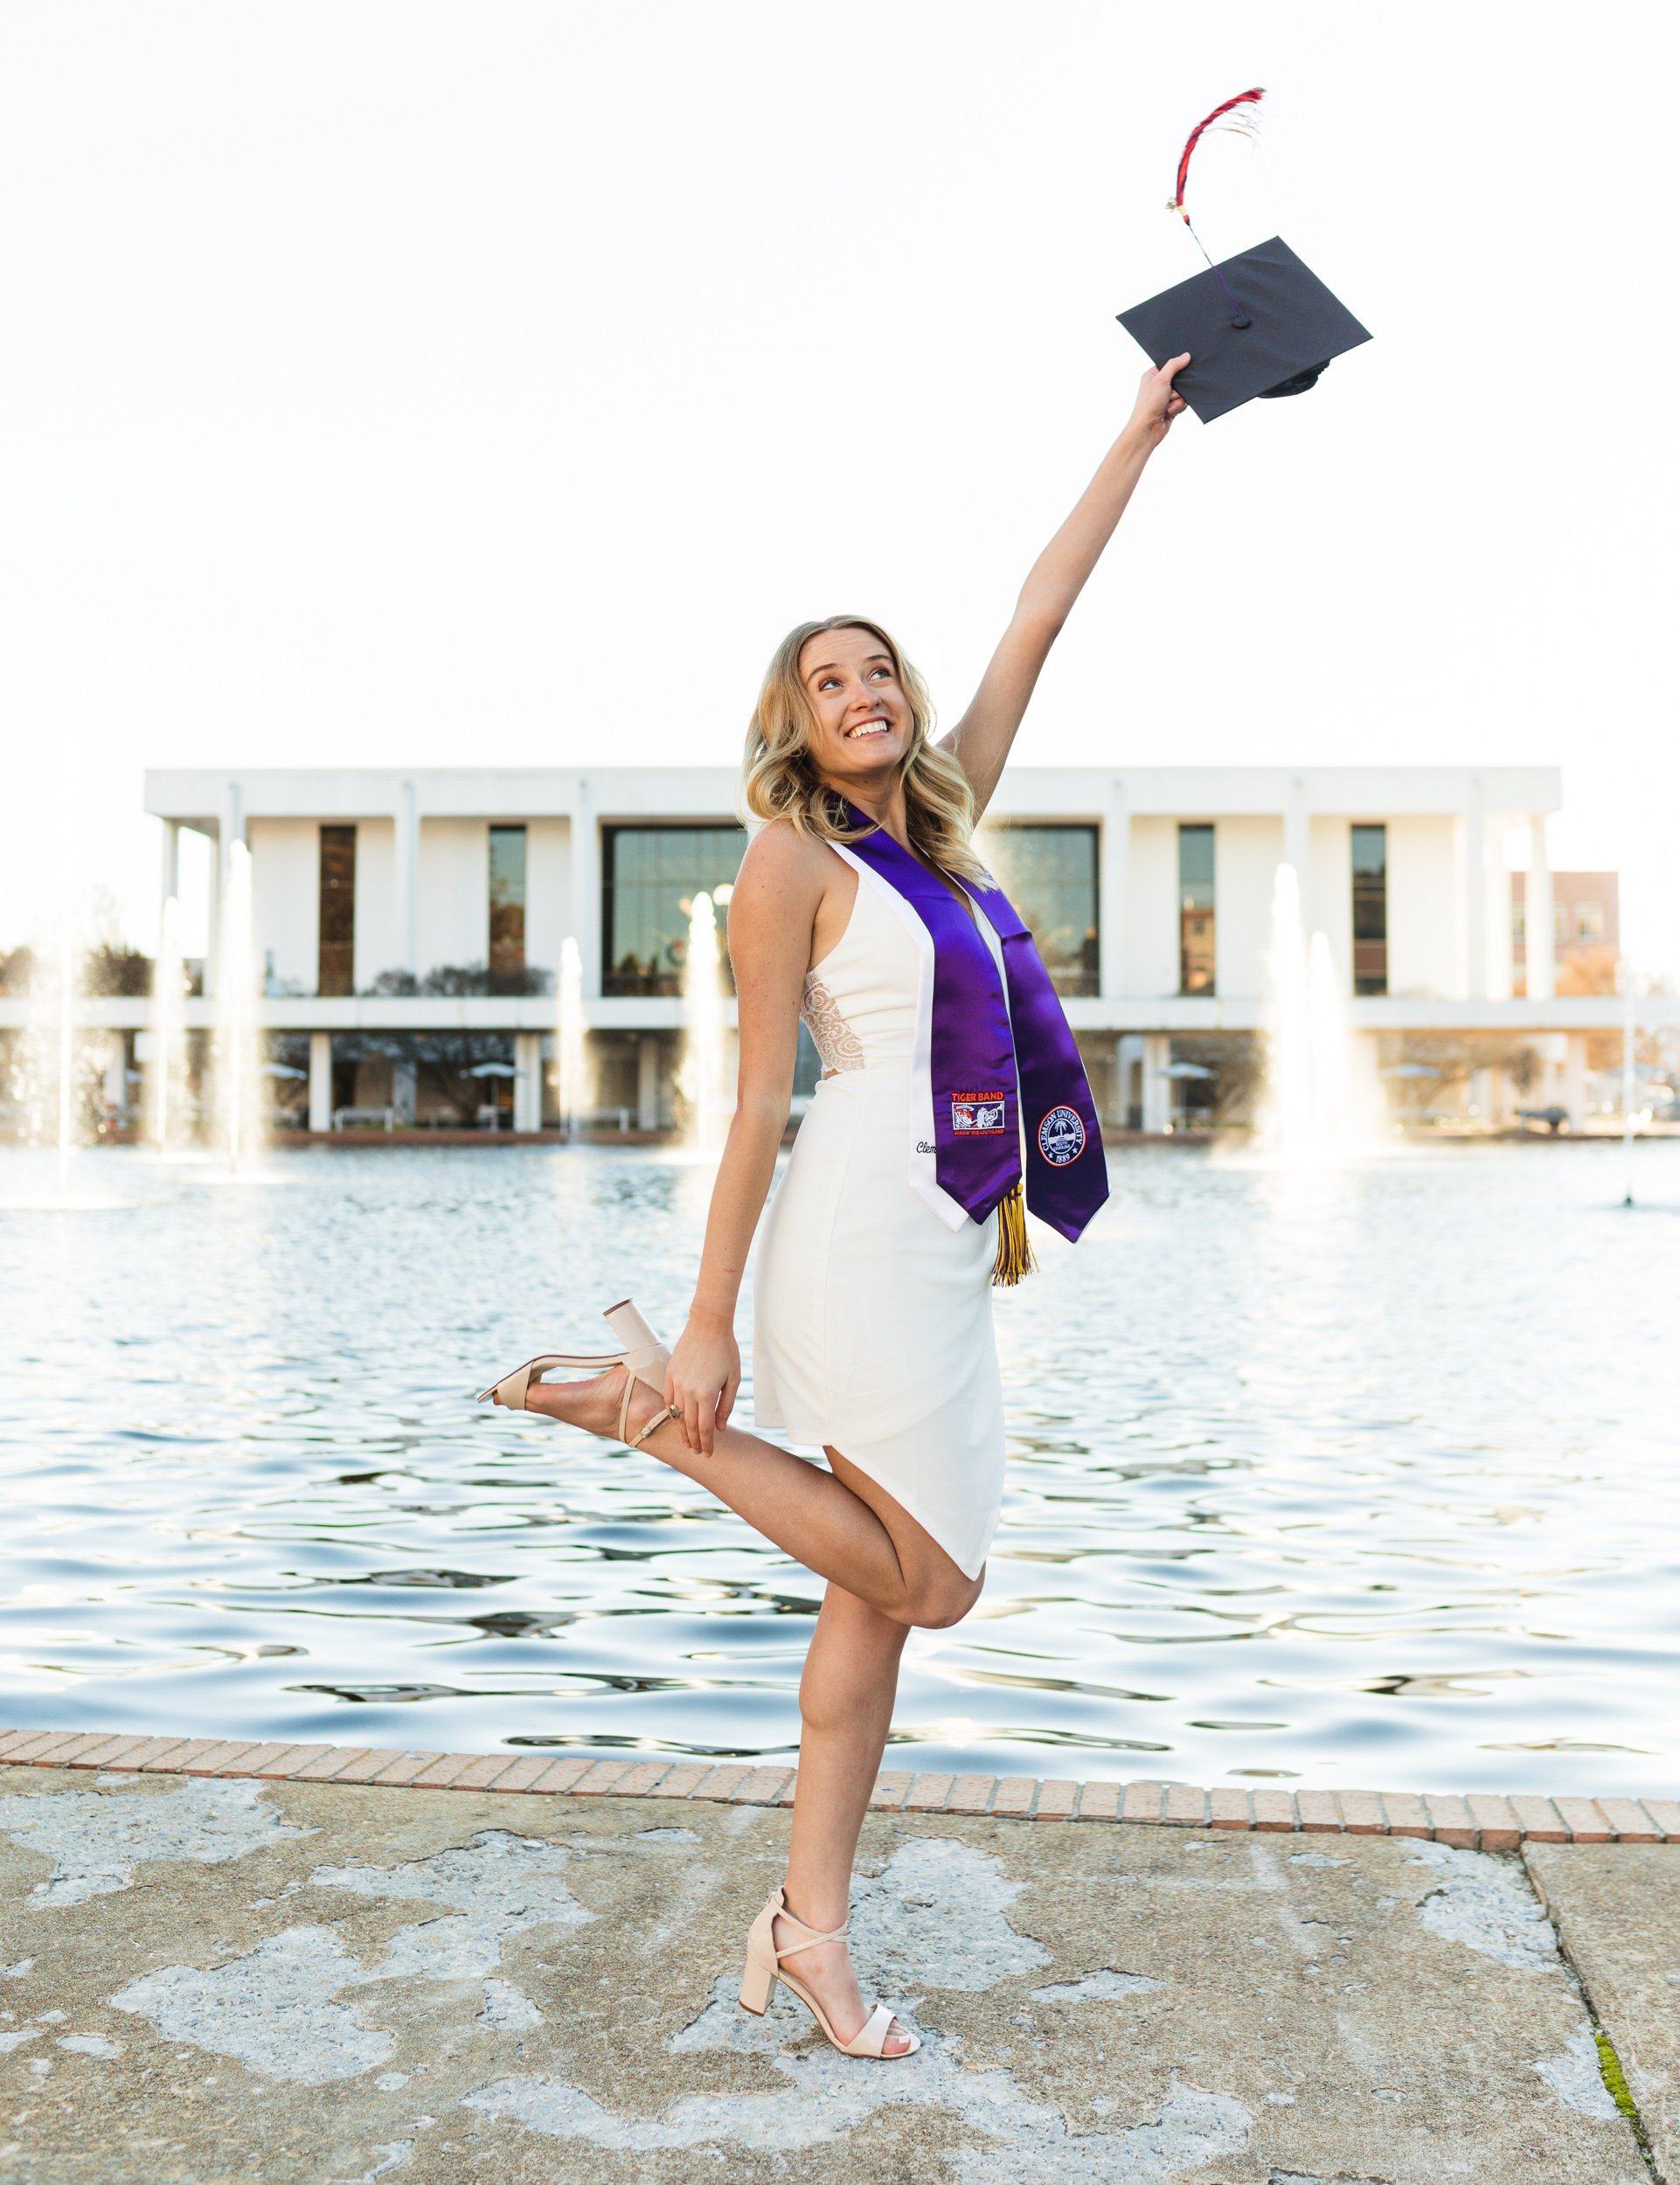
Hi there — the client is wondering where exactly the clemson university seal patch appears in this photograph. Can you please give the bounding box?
[1036,1105,1086,1166]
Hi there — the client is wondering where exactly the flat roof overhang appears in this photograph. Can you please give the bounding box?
[143,762,1566,829]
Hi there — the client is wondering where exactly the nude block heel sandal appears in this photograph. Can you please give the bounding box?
[739,1886,920,2058]
[475,1298,679,1449]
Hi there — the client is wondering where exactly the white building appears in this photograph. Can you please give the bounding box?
[58,760,1628,1137]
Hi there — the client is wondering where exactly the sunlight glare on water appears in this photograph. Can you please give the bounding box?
[1,1141,1676,1796]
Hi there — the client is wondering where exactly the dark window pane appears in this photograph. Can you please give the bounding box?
[603,825,748,996]
[489,825,527,979]
[318,825,356,996]
[1351,822,1387,995]
[976,824,1099,997]
[1178,823,1215,995]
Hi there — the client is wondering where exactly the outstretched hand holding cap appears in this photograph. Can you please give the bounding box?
[1118,90,1371,425]
[1130,351,1191,445]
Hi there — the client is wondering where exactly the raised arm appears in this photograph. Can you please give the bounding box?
[942,354,1189,816]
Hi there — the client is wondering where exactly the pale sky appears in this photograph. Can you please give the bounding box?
[3,2,1675,971]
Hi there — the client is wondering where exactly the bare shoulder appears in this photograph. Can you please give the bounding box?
[733,818,833,902]
[727,820,827,959]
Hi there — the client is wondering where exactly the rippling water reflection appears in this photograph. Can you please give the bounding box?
[3,1141,1676,1795]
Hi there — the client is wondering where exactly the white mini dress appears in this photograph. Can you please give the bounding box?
[752,869,1006,1579]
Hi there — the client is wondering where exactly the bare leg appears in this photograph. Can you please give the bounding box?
[520,1368,980,1629]
[514,1371,984,2056]
[778,1582,913,2053]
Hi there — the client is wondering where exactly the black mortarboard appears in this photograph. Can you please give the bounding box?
[1118,236,1371,424]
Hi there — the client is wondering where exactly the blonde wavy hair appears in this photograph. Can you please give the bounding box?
[740,616,987,882]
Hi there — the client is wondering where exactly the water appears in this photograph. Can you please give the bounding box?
[1,1141,1677,1797]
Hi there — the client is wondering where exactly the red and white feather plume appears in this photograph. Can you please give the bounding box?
[1167,87,1266,227]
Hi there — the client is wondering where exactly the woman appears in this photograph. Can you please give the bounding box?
[482,352,1188,2058]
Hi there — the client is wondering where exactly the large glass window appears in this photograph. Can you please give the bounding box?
[1351,823,1388,995]
[489,825,527,978]
[977,824,1099,996]
[1178,823,1215,995]
[318,824,356,995]
[603,824,748,995]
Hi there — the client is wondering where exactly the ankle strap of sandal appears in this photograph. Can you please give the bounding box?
[771,1888,849,1959]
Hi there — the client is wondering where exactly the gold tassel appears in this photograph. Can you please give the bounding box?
[990,1176,1037,1287]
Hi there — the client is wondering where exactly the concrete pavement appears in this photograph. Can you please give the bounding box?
[0,1757,1668,2183]
[1526,1838,1680,2181]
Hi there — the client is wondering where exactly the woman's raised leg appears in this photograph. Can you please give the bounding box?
[523,1369,980,1630]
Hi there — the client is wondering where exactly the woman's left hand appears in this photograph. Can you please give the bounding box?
[664,1315,741,1458]
[1129,352,1190,446]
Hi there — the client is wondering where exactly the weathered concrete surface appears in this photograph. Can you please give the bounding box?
[0,1763,1648,2184]
[1527,1837,1680,2179]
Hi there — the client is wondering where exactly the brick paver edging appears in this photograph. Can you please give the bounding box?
[2,1731,1674,1850]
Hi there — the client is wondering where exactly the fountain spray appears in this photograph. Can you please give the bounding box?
[216,843,260,1170]
[1258,863,1355,1163]
[151,895,185,1153]
[679,891,728,1157]
[557,936,586,1142]
[56,903,75,1192]
[1621,965,1636,1210]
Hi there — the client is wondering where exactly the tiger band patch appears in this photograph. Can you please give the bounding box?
[950,1091,1009,1134]
[1037,1105,1086,1166]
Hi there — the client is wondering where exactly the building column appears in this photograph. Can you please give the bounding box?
[1526,814,1555,1002]
[204,827,222,999]
[156,822,182,1099]
[309,1031,333,1132]
[1348,1030,1385,1139]
[1283,775,1310,882]
[514,1030,544,1132]
[1561,1032,1589,1128]
[206,781,245,1001]
[392,1057,416,1126]
[220,778,246,880]
[1531,1032,1565,1119]
[1461,777,1487,1001]
[573,780,602,1000]
[1115,1032,1144,1130]
[1142,1030,1173,1134]
[103,1033,128,1120]
[1100,778,1130,1001]
[159,819,181,919]
[636,1036,661,1130]
[393,780,420,977]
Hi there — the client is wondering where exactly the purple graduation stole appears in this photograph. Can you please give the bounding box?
[833,808,1108,1245]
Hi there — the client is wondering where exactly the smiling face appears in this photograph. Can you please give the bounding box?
[797,624,914,801]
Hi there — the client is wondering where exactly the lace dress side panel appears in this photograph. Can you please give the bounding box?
[802,972,865,1073]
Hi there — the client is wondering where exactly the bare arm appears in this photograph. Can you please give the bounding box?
[943,354,1190,817]
[663,823,823,1455]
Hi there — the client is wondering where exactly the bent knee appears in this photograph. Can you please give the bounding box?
[902,1575,983,1630]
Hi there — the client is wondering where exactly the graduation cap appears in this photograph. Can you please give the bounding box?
[1118,235,1372,424]
[1117,87,1372,424]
